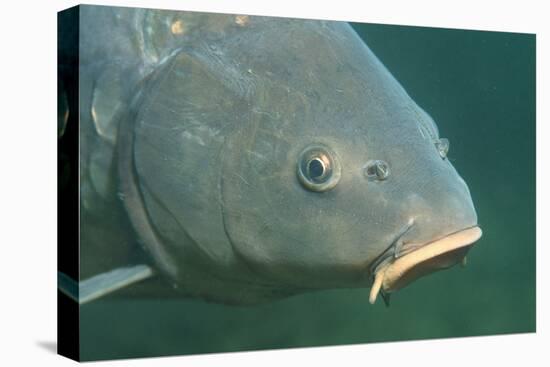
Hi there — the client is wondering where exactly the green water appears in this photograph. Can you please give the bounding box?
[79,23,536,361]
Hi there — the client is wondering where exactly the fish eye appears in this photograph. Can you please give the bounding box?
[297,145,341,192]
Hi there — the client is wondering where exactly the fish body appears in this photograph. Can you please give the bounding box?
[72,5,481,304]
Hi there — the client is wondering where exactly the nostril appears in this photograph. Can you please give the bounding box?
[364,160,390,181]
[435,138,450,159]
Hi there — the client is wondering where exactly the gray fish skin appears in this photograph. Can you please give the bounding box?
[79,5,478,304]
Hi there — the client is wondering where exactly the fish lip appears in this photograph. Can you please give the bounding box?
[396,224,481,258]
[369,225,482,304]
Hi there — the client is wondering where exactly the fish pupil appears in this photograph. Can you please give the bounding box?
[308,158,325,179]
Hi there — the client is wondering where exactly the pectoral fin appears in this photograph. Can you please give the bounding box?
[58,264,154,305]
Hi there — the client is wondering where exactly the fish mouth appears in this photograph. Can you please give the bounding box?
[369,226,482,304]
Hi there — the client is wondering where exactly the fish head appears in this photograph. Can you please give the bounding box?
[127,18,481,303]
[218,21,481,301]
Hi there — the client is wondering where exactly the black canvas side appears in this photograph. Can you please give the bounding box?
[57,5,80,362]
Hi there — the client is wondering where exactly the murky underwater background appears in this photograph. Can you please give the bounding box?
[79,21,535,361]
